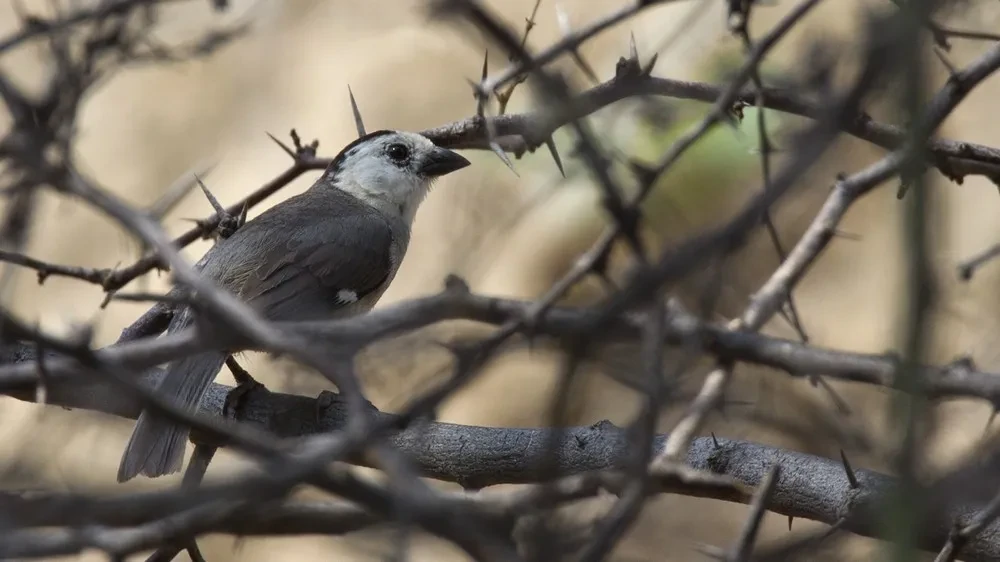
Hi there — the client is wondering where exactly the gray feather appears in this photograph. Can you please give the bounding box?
[117,188,401,481]
[229,192,399,320]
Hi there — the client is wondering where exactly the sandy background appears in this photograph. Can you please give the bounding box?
[2,0,1000,560]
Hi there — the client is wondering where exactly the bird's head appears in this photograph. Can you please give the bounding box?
[319,130,470,223]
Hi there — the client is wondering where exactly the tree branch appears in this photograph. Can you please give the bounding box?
[4,355,1000,560]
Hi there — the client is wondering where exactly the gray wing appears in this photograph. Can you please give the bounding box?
[243,213,394,321]
[200,192,396,323]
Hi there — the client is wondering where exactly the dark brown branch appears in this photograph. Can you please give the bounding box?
[0,500,380,560]
[0,249,114,285]
[422,74,1000,182]
[4,1,1000,560]
[746,38,1000,333]
[94,155,328,292]
[7,288,1000,422]
[466,0,682,93]
[8,66,1000,295]
[0,0,190,55]
[615,15,1000,323]
[3,365,1000,560]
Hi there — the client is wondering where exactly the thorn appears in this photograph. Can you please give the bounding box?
[194,174,225,216]
[194,175,244,240]
[840,449,859,489]
[490,142,517,175]
[629,31,638,62]
[949,355,975,372]
[236,201,249,229]
[482,107,517,176]
[787,515,793,531]
[347,85,366,138]
[444,274,470,293]
[147,161,219,220]
[711,432,720,448]
[642,52,659,76]
[475,52,490,118]
[265,131,296,160]
[544,137,565,177]
[289,129,304,152]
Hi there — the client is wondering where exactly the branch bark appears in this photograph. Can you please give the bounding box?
[4,350,1000,560]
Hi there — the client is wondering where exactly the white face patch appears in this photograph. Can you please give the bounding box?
[328,131,437,225]
[336,289,359,304]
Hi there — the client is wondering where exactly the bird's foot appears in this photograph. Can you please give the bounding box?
[222,357,264,420]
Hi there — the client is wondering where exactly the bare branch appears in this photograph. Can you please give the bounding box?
[6,1,1000,559]
[3,361,1000,559]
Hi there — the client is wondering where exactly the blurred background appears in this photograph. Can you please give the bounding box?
[2,0,1000,560]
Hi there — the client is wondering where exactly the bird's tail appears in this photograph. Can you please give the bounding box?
[117,314,227,482]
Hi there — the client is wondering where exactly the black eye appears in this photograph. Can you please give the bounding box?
[386,143,410,163]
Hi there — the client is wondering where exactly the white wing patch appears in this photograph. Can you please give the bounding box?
[336,289,358,304]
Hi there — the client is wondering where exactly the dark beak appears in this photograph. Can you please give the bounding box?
[420,147,471,177]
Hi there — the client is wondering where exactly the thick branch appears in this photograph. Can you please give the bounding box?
[3,362,1000,560]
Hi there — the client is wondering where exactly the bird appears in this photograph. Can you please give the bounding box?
[117,130,470,482]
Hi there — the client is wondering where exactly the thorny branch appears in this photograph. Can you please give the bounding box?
[4,342,1000,559]
[7,18,1000,295]
[3,0,1000,561]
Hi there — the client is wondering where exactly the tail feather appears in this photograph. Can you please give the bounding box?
[117,349,227,482]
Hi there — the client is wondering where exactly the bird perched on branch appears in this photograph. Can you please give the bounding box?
[118,130,470,482]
